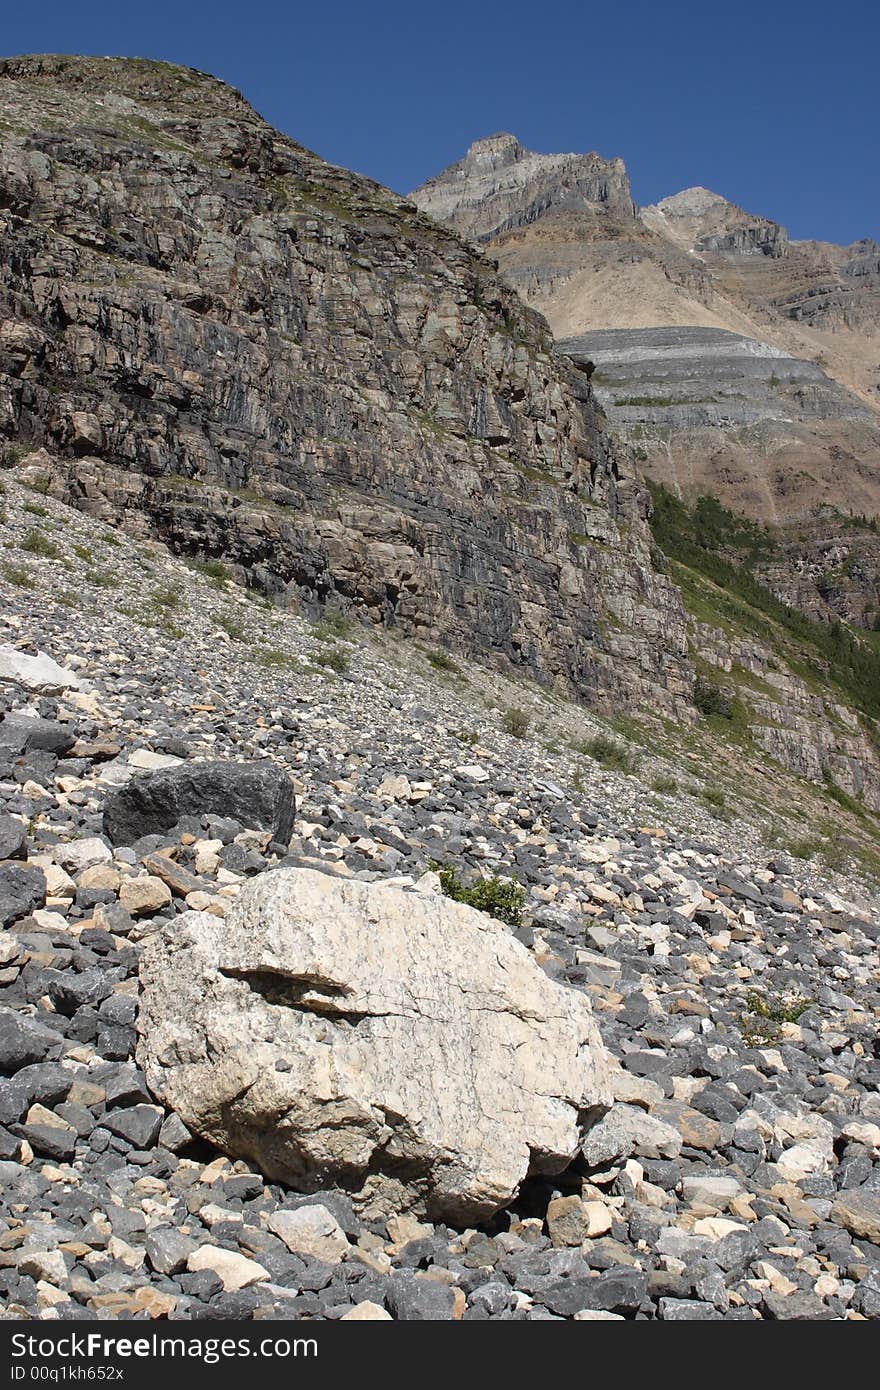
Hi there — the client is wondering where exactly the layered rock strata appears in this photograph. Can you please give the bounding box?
[0,57,688,712]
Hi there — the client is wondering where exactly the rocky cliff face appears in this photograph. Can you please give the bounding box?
[558,325,880,529]
[693,619,880,811]
[411,133,636,243]
[757,519,880,631]
[641,187,790,258]
[0,56,690,712]
[412,134,880,807]
[414,137,880,620]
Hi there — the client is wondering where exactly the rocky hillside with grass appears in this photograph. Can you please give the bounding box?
[0,58,879,855]
[0,480,879,1321]
[643,486,880,815]
[0,55,690,716]
[413,136,880,808]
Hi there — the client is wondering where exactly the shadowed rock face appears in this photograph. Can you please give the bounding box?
[0,56,689,713]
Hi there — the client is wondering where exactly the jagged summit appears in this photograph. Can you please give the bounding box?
[410,133,636,243]
[642,184,789,257]
[462,132,527,167]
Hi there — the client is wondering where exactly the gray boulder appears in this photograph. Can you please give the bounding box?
[0,814,26,861]
[0,714,75,756]
[0,861,46,928]
[0,1009,61,1074]
[102,760,296,847]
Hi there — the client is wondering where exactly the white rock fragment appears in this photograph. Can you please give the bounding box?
[0,645,82,694]
[138,867,613,1222]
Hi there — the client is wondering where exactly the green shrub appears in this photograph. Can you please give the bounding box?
[258,647,300,671]
[501,706,530,738]
[700,786,728,817]
[217,613,245,640]
[741,990,813,1043]
[193,557,230,583]
[651,775,678,795]
[576,734,638,774]
[314,645,349,674]
[312,608,353,641]
[426,648,460,674]
[245,587,272,608]
[431,862,525,928]
[822,774,867,820]
[20,528,58,558]
[784,836,820,861]
[0,561,33,587]
[745,991,812,1024]
[73,544,93,562]
[151,584,180,610]
[693,676,733,719]
[23,503,47,517]
[86,569,117,588]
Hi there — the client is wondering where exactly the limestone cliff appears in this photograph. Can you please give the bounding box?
[410,133,636,244]
[0,56,689,711]
[558,325,880,531]
[414,136,880,810]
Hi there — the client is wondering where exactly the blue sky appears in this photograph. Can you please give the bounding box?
[2,0,877,243]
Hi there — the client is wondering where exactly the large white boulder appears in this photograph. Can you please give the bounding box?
[0,645,81,694]
[137,867,612,1222]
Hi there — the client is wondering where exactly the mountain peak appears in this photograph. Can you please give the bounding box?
[463,132,525,168]
[642,184,788,258]
[411,135,635,242]
[648,186,732,218]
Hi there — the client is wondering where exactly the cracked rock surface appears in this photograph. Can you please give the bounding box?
[138,869,613,1223]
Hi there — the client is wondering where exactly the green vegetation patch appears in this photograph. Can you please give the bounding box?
[20,529,59,559]
[313,646,349,674]
[740,991,813,1045]
[430,862,525,929]
[501,707,530,738]
[573,734,639,774]
[0,561,33,587]
[425,648,460,675]
[648,482,880,723]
